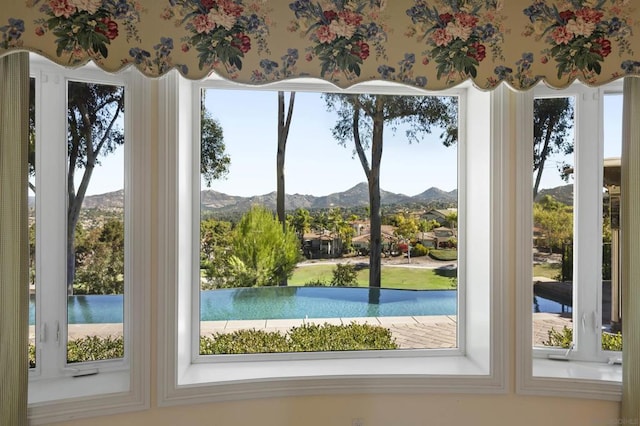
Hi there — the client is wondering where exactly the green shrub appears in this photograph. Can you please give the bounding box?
[67,335,124,363]
[199,323,398,355]
[331,263,358,287]
[304,279,328,287]
[602,331,623,351]
[29,335,125,367]
[544,326,623,351]
[200,329,290,354]
[288,323,398,352]
[429,249,458,261]
[411,243,429,257]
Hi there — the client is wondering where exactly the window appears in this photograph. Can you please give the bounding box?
[157,72,508,404]
[197,87,460,355]
[27,55,150,424]
[517,81,622,400]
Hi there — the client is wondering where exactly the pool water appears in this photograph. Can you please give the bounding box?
[200,287,457,321]
[28,290,570,324]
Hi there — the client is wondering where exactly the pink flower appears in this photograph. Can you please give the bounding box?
[455,12,479,28]
[352,40,369,60]
[316,25,336,44]
[201,0,216,11]
[192,14,214,34]
[35,26,45,36]
[49,0,76,18]
[323,10,338,23]
[181,43,190,52]
[575,7,603,24]
[541,56,548,64]
[96,18,118,40]
[467,42,486,62]
[422,57,429,65]
[305,53,313,61]
[231,32,251,54]
[558,10,575,23]
[592,37,611,57]
[551,25,573,44]
[338,10,363,27]
[219,0,243,18]
[439,13,453,25]
[432,28,452,46]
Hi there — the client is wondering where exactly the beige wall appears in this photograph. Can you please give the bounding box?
[50,394,619,426]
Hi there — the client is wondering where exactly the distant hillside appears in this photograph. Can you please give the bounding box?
[201,182,455,214]
[51,184,458,214]
[536,184,573,205]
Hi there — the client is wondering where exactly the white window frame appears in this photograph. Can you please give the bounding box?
[27,56,151,424]
[516,81,622,400]
[157,71,510,406]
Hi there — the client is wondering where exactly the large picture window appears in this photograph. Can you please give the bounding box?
[197,88,460,355]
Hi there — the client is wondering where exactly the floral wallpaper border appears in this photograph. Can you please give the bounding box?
[1,0,639,90]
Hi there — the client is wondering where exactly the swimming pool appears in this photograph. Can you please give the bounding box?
[200,287,457,321]
[28,289,570,324]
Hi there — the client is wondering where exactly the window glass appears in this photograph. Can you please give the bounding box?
[66,81,125,363]
[28,76,36,369]
[531,96,575,349]
[198,88,459,355]
[602,93,623,353]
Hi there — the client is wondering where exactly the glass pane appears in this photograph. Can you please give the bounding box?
[28,77,36,369]
[199,89,459,355]
[532,97,575,349]
[66,81,125,363]
[602,93,623,352]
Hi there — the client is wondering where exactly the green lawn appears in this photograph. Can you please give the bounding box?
[533,263,561,280]
[288,264,455,290]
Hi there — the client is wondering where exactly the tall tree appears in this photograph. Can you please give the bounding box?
[66,82,125,295]
[29,84,229,295]
[227,205,300,288]
[276,91,295,286]
[533,97,574,198]
[201,92,231,186]
[325,94,457,288]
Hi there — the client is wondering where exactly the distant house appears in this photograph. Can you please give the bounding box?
[416,226,457,249]
[302,230,342,259]
[422,208,457,228]
[349,222,397,255]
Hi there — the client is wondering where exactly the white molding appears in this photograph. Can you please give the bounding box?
[27,62,151,423]
[515,83,623,400]
[157,76,508,407]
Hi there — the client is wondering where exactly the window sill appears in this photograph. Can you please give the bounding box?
[28,370,147,425]
[518,358,622,401]
[160,353,504,407]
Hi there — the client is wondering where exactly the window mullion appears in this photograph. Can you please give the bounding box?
[572,88,604,361]
[34,69,69,378]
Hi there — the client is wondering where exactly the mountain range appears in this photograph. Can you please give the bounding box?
[31,182,574,214]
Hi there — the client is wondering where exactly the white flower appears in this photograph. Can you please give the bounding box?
[208,9,236,31]
[566,17,596,38]
[446,22,472,41]
[329,19,356,39]
[70,0,102,14]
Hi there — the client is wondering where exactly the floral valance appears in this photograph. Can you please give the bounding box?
[1,0,639,90]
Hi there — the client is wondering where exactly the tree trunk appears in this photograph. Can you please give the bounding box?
[533,116,557,199]
[368,98,385,289]
[276,91,295,286]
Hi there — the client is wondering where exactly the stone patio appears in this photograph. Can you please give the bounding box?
[31,313,572,349]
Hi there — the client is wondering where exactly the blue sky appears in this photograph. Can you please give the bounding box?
[82,91,623,197]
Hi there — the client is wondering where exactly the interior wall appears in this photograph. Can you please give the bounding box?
[49,394,619,426]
